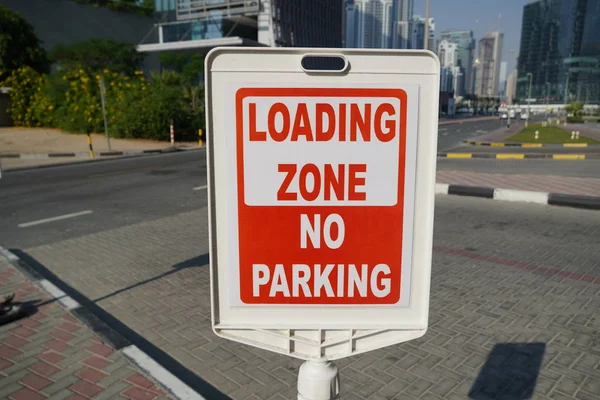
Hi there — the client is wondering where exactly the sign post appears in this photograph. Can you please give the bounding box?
[205,48,440,398]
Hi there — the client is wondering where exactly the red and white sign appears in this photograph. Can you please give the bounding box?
[229,87,418,306]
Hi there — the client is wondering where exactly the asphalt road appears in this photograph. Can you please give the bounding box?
[437,118,509,150]
[0,150,207,248]
[1,116,595,249]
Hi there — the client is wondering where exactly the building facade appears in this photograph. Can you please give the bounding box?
[438,39,458,67]
[346,0,414,49]
[440,30,475,94]
[498,61,508,97]
[346,0,393,48]
[516,0,600,104]
[411,15,435,51]
[390,0,413,48]
[474,31,504,97]
[506,69,518,103]
[146,0,343,52]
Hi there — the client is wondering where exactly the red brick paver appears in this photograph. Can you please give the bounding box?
[0,257,174,400]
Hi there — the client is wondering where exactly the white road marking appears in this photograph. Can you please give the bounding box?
[18,210,93,228]
[438,127,448,132]
[193,185,208,191]
[38,279,80,310]
[123,345,206,400]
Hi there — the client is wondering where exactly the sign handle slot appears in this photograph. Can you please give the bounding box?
[300,54,348,74]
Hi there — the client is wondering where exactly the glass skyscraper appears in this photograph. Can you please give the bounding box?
[440,30,475,95]
[516,0,600,103]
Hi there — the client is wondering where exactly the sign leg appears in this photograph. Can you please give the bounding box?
[297,359,340,400]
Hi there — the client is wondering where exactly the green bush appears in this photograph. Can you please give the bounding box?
[110,72,203,141]
[1,66,45,126]
[3,63,205,141]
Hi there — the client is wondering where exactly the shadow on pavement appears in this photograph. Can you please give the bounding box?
[10,249,231,400]
[469,342,546,399]
[92,253,210,303]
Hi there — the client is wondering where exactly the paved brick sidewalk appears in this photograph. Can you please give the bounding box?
[0,257,173,400]
[436,170,600,197]
[19,199,600,399]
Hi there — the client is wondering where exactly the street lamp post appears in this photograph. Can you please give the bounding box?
[545,81,550,119]
[526,72,532,127]
[563,71,570,125]
[424,0,430,50]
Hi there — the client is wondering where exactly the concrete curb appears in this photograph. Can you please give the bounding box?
[437,152,599,160]
[0,246,212,400]
[436,183,600,210]
[463,140,599,148]
[0,147,184,159]
[1,147,206,173]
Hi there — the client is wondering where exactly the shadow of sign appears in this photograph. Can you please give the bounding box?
[469,343,546,399]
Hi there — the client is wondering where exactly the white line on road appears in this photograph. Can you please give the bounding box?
[193,185,208,191]
[18,210,93,228]
[438,127,448,132]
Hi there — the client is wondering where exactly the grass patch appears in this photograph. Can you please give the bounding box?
[505,124,599,143]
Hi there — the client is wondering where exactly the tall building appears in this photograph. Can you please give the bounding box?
[346,0,414,49]
[498,61,508,97]
[440,30,476,94]
[140,0,343,52]
[390,0,413,48]
[346,0,394,49]
[411,15,435,51]
[516,0,600,104]
[438,39,458,67]
[506,69,518,103]
[474,32,504,97]
[438,39,465,96]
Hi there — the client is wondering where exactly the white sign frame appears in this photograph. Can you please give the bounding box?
[205,47,440,360]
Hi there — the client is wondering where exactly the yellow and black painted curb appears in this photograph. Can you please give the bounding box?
[463,140,597,148]
[438,153,599,160]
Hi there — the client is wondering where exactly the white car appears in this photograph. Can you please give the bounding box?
[520,113,529,120]
[500,113,508,119]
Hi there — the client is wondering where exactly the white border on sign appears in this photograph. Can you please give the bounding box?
[223,83,419,308]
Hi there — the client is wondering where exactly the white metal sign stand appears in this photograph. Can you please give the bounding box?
[204,48,440,399]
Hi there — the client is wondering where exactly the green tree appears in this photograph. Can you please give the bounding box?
[565,101,584,116]
[0,5,50,77]
[50,38,144,76]
[159,52,204,86]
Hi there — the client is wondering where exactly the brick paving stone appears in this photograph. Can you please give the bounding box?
[9,386,46,400]
[0,259,174,400]
[13,196,600,399]
[19,373,53,391]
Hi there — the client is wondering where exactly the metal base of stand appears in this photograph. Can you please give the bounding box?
[297,360,340,400]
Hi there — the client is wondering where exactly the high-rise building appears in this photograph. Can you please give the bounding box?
[346,0,393,48]
[346,0,414,49]
[440,30,476,94]
[498,61,508,97]
[390,0,413,48]
[140,0,343,52]
[437,39,465,96]
[411,15,435,51]
[506,69,518,103]
[516,0,600,104]
[474,32,504,97]
[438,39,458,67]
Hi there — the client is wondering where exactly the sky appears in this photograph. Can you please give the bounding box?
[412,0,533,74]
